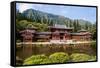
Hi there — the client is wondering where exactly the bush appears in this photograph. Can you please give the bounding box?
[49,52,69,63]
[88,56,96,61]
[70,53,91,62]
[23,54,48,65]
[40,59,52,64]
[23,52,70,65]
[23,60,34,65]
[23,52,96,65]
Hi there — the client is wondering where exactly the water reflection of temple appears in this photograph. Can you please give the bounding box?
[19,24,92,42]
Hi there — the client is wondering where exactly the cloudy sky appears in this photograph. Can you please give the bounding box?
[16,3,96,23]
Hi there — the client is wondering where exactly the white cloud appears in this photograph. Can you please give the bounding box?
[16,3,46,13]
[16,3,34,13]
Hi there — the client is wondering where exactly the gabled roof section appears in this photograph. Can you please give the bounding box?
[19,29,36,34]
[70,32,92,36]
[35,35,50,38]
[78,29,87,32]
[48,24,73,30]
[54,24,67,28]
[35,32,51,35]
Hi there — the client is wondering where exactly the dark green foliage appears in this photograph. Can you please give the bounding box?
[32,23,48,32]
[16,20,30,31]
[16,20,48,32]
[73,20,79,32]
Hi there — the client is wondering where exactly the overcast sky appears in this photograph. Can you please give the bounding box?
[16,3,96,23]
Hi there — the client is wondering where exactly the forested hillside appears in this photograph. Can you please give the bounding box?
[16,9,96,40]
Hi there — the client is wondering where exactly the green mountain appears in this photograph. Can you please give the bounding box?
[16,9,72,26]
[16,9,95,32]
[16,9,96,40]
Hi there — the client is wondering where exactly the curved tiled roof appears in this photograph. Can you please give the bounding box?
[35,35,50,38]
[48,26,73,30]
[48,24,73,30]
[36,32,51,34]
[52,31,60,35]
[19,29,36,34]
[70,32,92,36]
[78,29,87,32]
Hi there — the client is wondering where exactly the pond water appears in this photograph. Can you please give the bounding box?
[16,43,96,60]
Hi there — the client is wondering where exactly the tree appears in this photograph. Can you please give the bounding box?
[73,20,77,32]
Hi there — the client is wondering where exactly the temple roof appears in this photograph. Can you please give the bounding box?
[35,35,50,38]
[70,33,85,35]
[52,31,60,35]
[36,32,51,35]
[59,31,70,34]
[78,29,87,32]
[19,29,36,34]
[70,32,92,36]
[54,24,67,28]
[48,24,73,30]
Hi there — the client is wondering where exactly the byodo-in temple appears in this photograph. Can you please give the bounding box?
[19,24,92,42]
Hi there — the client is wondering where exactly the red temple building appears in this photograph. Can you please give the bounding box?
[19,24,92,42]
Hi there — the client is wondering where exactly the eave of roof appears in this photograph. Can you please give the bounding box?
[19,30,36,33]
[78,29,87,32]
[48,26,73,30]
[70,32,92,36]
[35,35,50,38]
[35,32,51,34]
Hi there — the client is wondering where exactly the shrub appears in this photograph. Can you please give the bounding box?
[49,52,69,63]
[23,60,34,65]
[23,54,48,65]
[88,56,96,61]
[70,53,91,62]
[23,52,70,65]
[40,59,52,64]
[23,52,96,65]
